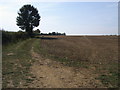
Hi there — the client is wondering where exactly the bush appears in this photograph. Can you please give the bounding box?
[2,30,30,45]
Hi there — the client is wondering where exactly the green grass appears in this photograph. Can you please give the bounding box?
[98,72,118,88]
[96,62,119,88]
[2,39,37,87]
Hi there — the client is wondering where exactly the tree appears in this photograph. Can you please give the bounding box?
[16,4,41,37]
[34,29,40,34]
[52,32,56,35]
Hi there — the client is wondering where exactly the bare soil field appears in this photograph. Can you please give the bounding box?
[2,36,118,88]
[36,35,118,88]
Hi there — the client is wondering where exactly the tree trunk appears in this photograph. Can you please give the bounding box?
[25,25,33,38]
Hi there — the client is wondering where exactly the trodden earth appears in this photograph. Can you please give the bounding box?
[30,46,103,88]
[2,36,118,88]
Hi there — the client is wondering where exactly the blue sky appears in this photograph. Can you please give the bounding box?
[0,1,118,35]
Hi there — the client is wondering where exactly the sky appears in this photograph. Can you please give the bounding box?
[0,0,119,35]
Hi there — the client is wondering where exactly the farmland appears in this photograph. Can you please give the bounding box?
[2,35,118,88]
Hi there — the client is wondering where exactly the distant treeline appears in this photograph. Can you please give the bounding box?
[2,30,66,45]
[2,30,30,45]
[41,32,66,36]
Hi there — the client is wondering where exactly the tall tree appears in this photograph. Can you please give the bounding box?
[16,4,41,37]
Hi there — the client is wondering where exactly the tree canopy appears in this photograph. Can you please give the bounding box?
[16,4,41,37]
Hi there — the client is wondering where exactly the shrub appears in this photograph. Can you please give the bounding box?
[2,30,30,45]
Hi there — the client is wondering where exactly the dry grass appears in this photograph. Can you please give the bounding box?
[37,35,118,87]
[39,36,118,63]
[3,35,118,88]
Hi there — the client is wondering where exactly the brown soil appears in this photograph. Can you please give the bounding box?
[28,46,104,88]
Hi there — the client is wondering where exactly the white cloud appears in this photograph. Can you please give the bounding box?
[0,4,19,31]
[0,1,62,31]
[0,0,119,2]
[0,1,118,35]
[38,15,63,33]
[106,3,118,8]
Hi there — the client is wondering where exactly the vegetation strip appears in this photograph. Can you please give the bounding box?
[3,39,37,87]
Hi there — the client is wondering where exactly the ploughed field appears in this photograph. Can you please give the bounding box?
[40,36,118,65]
[3,35,118,88]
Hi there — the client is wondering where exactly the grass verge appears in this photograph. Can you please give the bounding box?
[2,39,36,87]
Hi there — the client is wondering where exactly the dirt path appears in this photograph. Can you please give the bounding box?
[28,45,104,88]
